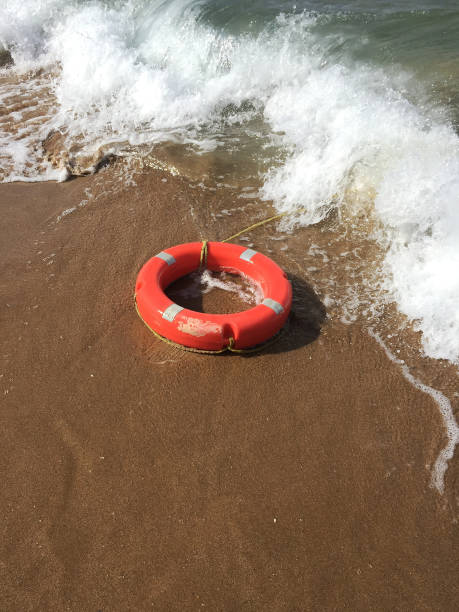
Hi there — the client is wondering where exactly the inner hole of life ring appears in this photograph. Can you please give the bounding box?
[165,269,263,314]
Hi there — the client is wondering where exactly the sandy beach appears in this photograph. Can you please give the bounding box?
[1,164,458,610]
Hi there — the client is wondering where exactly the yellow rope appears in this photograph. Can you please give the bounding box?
[199,239,208,269]
[221,209,295,243]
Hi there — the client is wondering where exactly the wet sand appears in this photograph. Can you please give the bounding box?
[1,165,458,611]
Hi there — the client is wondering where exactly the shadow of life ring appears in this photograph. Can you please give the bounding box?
[135,241,292,351]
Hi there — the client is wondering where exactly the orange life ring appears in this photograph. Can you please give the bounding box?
[135,241,292,351]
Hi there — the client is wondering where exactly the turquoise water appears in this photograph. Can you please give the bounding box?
[198,0,459,124]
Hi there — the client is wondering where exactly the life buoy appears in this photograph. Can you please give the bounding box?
[135,241,292,351]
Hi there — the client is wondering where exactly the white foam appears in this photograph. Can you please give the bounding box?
[368,328,459,494]
[56,206,75,222]
[258,32,459,364]
[200,270,263,305]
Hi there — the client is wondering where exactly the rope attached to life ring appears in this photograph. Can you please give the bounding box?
[199,239,208,270]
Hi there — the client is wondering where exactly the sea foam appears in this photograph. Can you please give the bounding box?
[368,329,459,494]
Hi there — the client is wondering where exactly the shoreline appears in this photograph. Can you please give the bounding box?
[1,165,458,610]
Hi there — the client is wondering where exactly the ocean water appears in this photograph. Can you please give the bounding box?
[1,0,459,365]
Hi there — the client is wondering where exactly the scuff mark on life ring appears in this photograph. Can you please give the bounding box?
[178,317,221,337]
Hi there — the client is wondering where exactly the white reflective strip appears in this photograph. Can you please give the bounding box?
[262,298,284,315]
[155,251,176,265]
[162,304,184,322]
[240,248,257,262]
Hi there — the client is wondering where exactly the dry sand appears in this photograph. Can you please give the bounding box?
[1,164,458,611]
